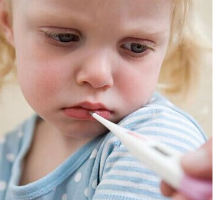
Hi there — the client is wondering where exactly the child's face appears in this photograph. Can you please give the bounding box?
[11,0,173,138]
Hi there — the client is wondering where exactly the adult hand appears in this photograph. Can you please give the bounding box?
[160,138,212,200]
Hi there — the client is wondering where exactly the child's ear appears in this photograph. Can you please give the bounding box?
[0,0,14,46]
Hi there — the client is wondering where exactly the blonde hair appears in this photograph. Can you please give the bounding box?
[159,0,210,98]
[0,31,15,85]
[0,0,15,87]
[0,0,210,98]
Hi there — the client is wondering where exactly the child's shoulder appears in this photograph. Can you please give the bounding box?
[115,93,206,152]
[0,114,37,151]
[0,115,37,175]
[0,115,36,198]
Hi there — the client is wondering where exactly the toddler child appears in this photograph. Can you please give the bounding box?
[0,0,208,199]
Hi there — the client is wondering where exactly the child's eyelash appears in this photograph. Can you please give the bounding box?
[120,42,155,59]
[40,31,70,39]
[40,30,80,43]
[40,31,58,38]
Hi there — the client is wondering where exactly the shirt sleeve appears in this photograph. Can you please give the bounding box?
[92,105,206,200]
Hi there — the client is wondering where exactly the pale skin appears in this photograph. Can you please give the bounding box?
[161,138,212,200]
[0,0,173,185]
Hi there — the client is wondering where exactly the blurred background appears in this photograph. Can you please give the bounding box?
[0,0,212,137]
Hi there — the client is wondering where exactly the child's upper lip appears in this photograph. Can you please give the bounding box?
[67,101,111,111]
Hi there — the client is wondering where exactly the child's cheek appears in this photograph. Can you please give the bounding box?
[17,58,64,109]
[117,61,161,105]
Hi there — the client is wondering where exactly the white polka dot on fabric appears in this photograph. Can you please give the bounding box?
[18,130,23,138]
[92,179,97,189]
[61,193,67,200]
[74,172,82,182]
[90,149,97,159]
[84,188,89,197]
[6,153,15,162]
[0,181,7,191]
[0,137,5,144]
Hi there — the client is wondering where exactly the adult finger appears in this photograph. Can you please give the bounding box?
[181,138,212,179]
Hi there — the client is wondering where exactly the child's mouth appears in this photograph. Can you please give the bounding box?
[63,107,111,120]
[63,102,112,120]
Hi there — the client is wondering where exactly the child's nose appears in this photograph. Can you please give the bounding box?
[76,53,114,90]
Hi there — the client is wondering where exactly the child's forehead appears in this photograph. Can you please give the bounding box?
[24,0,174,20]
[19,0,174,34]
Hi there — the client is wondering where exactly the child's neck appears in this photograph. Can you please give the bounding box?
[20,118,90,185]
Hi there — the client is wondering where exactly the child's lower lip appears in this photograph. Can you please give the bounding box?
[63,107,111,120]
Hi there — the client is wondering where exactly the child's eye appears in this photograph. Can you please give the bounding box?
[120,42,154,58]
[52,33,79,43]
[42,31,80,43]
[122,43,148,53]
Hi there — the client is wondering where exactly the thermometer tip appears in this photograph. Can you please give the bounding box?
[89,111,94,116]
